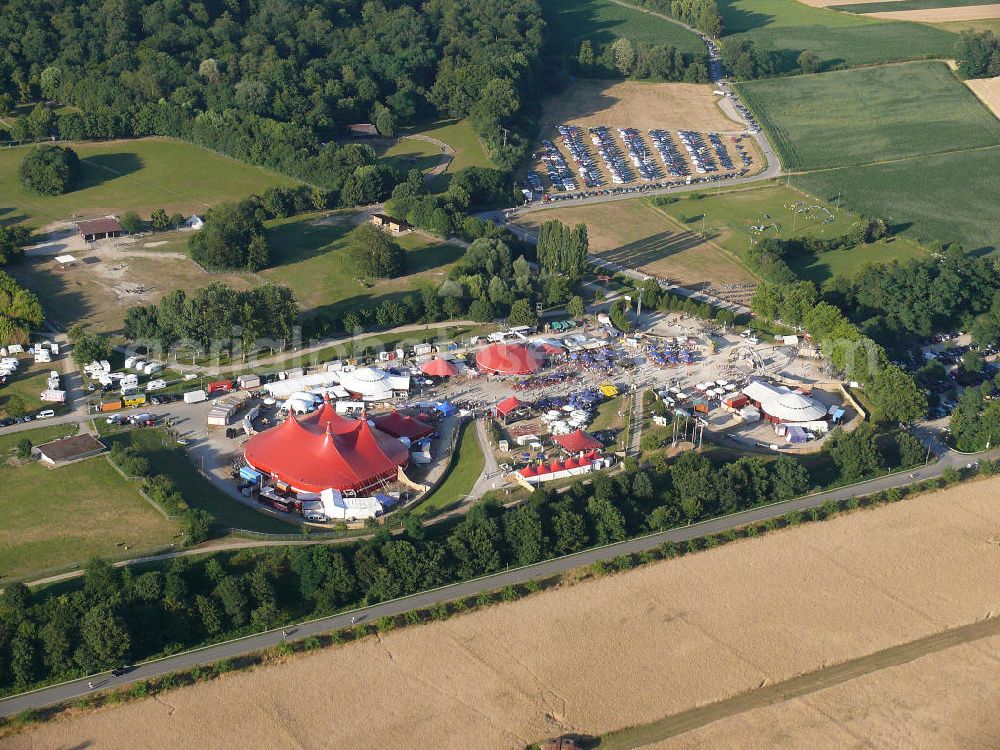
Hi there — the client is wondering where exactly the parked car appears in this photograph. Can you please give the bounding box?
[36,409,55,419]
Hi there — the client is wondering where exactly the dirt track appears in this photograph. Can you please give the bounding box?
[10,477,1000,750]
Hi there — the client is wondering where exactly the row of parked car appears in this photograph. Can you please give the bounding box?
[559,125,602,188]
[708,133,735,171]
[678,130,718,174]
[539,139,577,192]
[649,130,690,177]
[619,127,663,182]
[589,125,634,185]
[539,167,751,204]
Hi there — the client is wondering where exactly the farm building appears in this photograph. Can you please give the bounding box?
[34,434,106,466]
[76,217,122,242]
[742,380,828,425]
[349,123,379,138]
[243,396,410,494]
[370,213,411,233]
[476,342,545,375]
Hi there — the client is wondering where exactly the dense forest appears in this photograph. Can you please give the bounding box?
[0,0,547,180]
[0,431,926,696]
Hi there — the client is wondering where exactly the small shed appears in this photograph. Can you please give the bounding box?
[77,217,122,242]
[371,213,411,233]
[349,123,379,139]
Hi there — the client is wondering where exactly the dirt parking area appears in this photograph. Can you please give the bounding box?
[865,3,1000,20]
[13,477,1000,750]
[966,74,1000,119]
[542,80,742,133]
[10,238,257,335]
[516,200,756,289]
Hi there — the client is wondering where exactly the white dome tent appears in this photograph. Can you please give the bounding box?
[337,366,410,401]
[762,392,827,423]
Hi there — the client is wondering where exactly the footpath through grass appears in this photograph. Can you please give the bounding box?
[0,425,180,579]
[737,61,1000,171]
[0,137,297,227]
[412,420,485,516]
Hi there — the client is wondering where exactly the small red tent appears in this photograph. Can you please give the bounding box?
[494,396,524,419]
[420,358,459,377]
[373,411,435,441]
[555,429,602,454]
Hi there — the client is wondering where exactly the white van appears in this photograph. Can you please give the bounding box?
[36,409,55,419]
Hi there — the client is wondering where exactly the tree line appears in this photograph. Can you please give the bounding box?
[0,271,43,346]
[123,282,298,356]
[751,280,927,424]
[956,29,1000,79]
[576,39,710,83]
[0,432,923,697]
[0,0,546,178]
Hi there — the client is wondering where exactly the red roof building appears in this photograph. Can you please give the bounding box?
[244,396,408,494]
[555,429,602,454]
[373,411,435,441]
[420,358,459,377]
[476,342,544,375]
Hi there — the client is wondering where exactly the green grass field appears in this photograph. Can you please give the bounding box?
[794,144,1000,253]
[376,137,444,178]
[829,0,994,13]
[0,137,298,227]
[542,0,706,56]
[718,0,958,72]
[737,61,1000,170]
[262,213,466,321]
[0,425,180,579]
[649,183,926,282]
[411,420,484,516]
[932,18,1000,34]
[115,428,300,534]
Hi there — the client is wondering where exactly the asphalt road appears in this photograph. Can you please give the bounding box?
[1,443,991,720]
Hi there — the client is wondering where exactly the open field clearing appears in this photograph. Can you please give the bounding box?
[540,80,742,134]
[647,183,925,282]
[262,213,465,321]
[738,61,1000,170]
[14,476,1000,749]
[0,427,179,580]
[794,145,1000,252]
[0,138,297,227]
[718,0,958,71]
[631,631,1000,749]
[8,241,257,336]
[0,363,69,418]
[515,199,757,288]
[966,73,1000,118]
[377,119,490,191]
[796,0,906,6]
[542,0,706,57]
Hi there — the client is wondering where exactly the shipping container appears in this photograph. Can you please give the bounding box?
[184,389,208,404]
[101,400,123,412]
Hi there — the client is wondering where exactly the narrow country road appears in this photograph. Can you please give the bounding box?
[1,442,993,720]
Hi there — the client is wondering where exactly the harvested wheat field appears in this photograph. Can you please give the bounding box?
[639,632,1000,749]
[541,79,741,133]
[865,3,1000,20]
[515,200,755,288]
[11,477,1000,750]
[966,74,1000,118]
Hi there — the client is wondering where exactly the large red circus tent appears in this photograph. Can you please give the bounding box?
[243,396,409,494]
[555,429,602,454]
[420,358,459,377]
[476,342,545,375]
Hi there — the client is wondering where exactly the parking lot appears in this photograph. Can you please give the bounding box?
[527,125,759,201]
